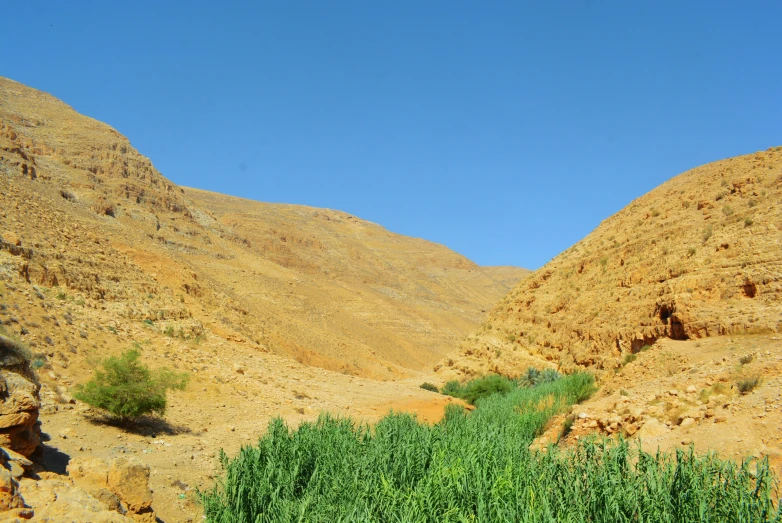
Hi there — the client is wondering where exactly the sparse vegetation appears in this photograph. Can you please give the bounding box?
[74,349,189,422]
[739,354,754,365]
[201,372,779,522]
[440,368,564,405]
[722,205,734,216]
[687,246,696,256]
[702,225,713,242]
[419,382,438,393]
[744,217,753,227]
[737,375,761,395]
[622,353,637,366]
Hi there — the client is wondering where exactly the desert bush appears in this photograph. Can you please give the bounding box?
[419,382,438,393]
[622,353,638,366]
[74,349,188,422]
[737,375,761,395]
[702,225,713,242]
[739,354,754,365]
[519,366,561,387]
[440,380,461,397]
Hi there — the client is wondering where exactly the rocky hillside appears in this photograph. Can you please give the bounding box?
[0,76,527,380]
[438,148,782,379]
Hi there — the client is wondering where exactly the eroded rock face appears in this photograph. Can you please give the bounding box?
[0,335,41,458]
[439,148,782,378]
[68,457,155,522]
[17,476,134,523]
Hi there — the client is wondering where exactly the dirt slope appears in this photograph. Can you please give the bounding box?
[0,76,528,521]
[438,147,782,380]
[0,75,527,380]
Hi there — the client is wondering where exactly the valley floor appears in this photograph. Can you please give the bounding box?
[34,334,782,522]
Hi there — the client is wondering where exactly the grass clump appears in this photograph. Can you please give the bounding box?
[737,375,762,395]
[74,349,189,422]
[441,374,515,404]
[441,368,564,405]
[702,224,713,242]
[200,371,779,522]
[419,382,438,393]
[622,353,638,366]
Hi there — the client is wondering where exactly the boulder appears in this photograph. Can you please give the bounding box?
[17,477,134,522]
[636,418,670,440]
[0,336,41,458]
[68,457,155,522]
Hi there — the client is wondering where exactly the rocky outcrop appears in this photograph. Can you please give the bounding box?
[0,335,40,458]
[17,475,134,522]
[67,457,155,522]
[440,148,782,378]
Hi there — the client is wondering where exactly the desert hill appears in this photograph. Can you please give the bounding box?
[0,75,527,381]
[438,147,782,379]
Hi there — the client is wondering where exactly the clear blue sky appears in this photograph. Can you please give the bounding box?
[4,2,781,269]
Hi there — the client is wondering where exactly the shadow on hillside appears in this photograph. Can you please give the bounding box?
[85,415,192,437]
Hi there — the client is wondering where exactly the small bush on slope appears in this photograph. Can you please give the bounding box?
[74,349,188,422]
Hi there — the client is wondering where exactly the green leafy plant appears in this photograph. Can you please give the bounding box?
[74,349,188,422]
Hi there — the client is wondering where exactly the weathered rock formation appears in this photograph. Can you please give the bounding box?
[0,75,527,379]
[0,335,40,458]
[67,457,155,522]
[440,147,782,379]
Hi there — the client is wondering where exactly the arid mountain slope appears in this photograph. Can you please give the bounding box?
[439,148,782,379]
[0,76,527,379]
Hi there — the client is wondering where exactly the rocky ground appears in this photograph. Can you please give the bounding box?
[532,334,782,477]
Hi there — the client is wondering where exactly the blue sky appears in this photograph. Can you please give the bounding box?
[4,2,781,269]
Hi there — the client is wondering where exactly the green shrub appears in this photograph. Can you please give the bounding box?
[74,349,188,422]
[737,375,761,395]
[457,374,514,404]
[622,353,638,366]
[440,380,461,397]
[419,382,438,393]
[519,366,561,388]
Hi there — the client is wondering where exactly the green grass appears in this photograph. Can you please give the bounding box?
[200,371,780,522]
[439,368,563,405]
[201,370,782,522]
[622,353,638,366]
